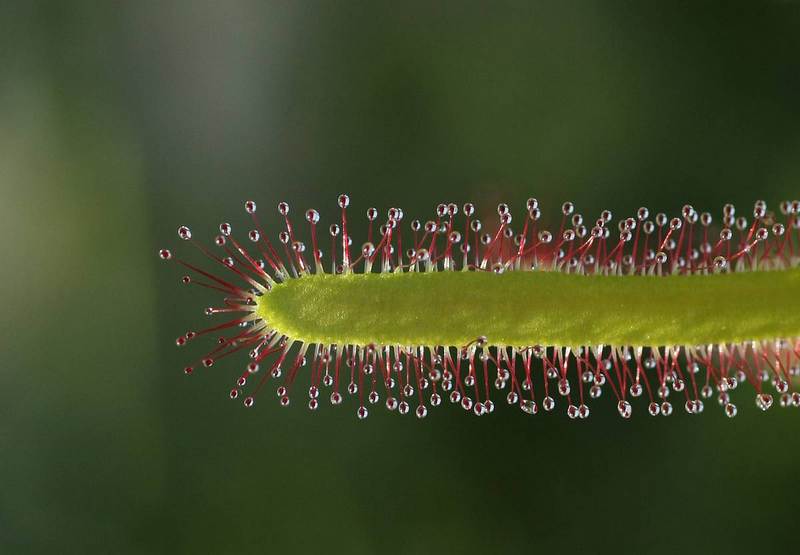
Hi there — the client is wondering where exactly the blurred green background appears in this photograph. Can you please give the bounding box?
[2,2,800,553]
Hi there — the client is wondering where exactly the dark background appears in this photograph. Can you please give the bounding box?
[3,2,799,553]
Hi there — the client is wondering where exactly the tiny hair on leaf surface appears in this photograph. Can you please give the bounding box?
[160,195,800,419]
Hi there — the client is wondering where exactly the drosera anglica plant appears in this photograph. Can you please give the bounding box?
[160,195,800,419]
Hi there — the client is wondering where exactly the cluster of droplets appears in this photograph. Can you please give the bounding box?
[160,195,800,419]
[217,340,800,420]
[164,196,800,281]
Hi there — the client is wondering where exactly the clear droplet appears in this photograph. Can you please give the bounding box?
[756,393,773,411]
[567,405,578,419]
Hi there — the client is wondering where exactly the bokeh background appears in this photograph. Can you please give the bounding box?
[3,2,800,553]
